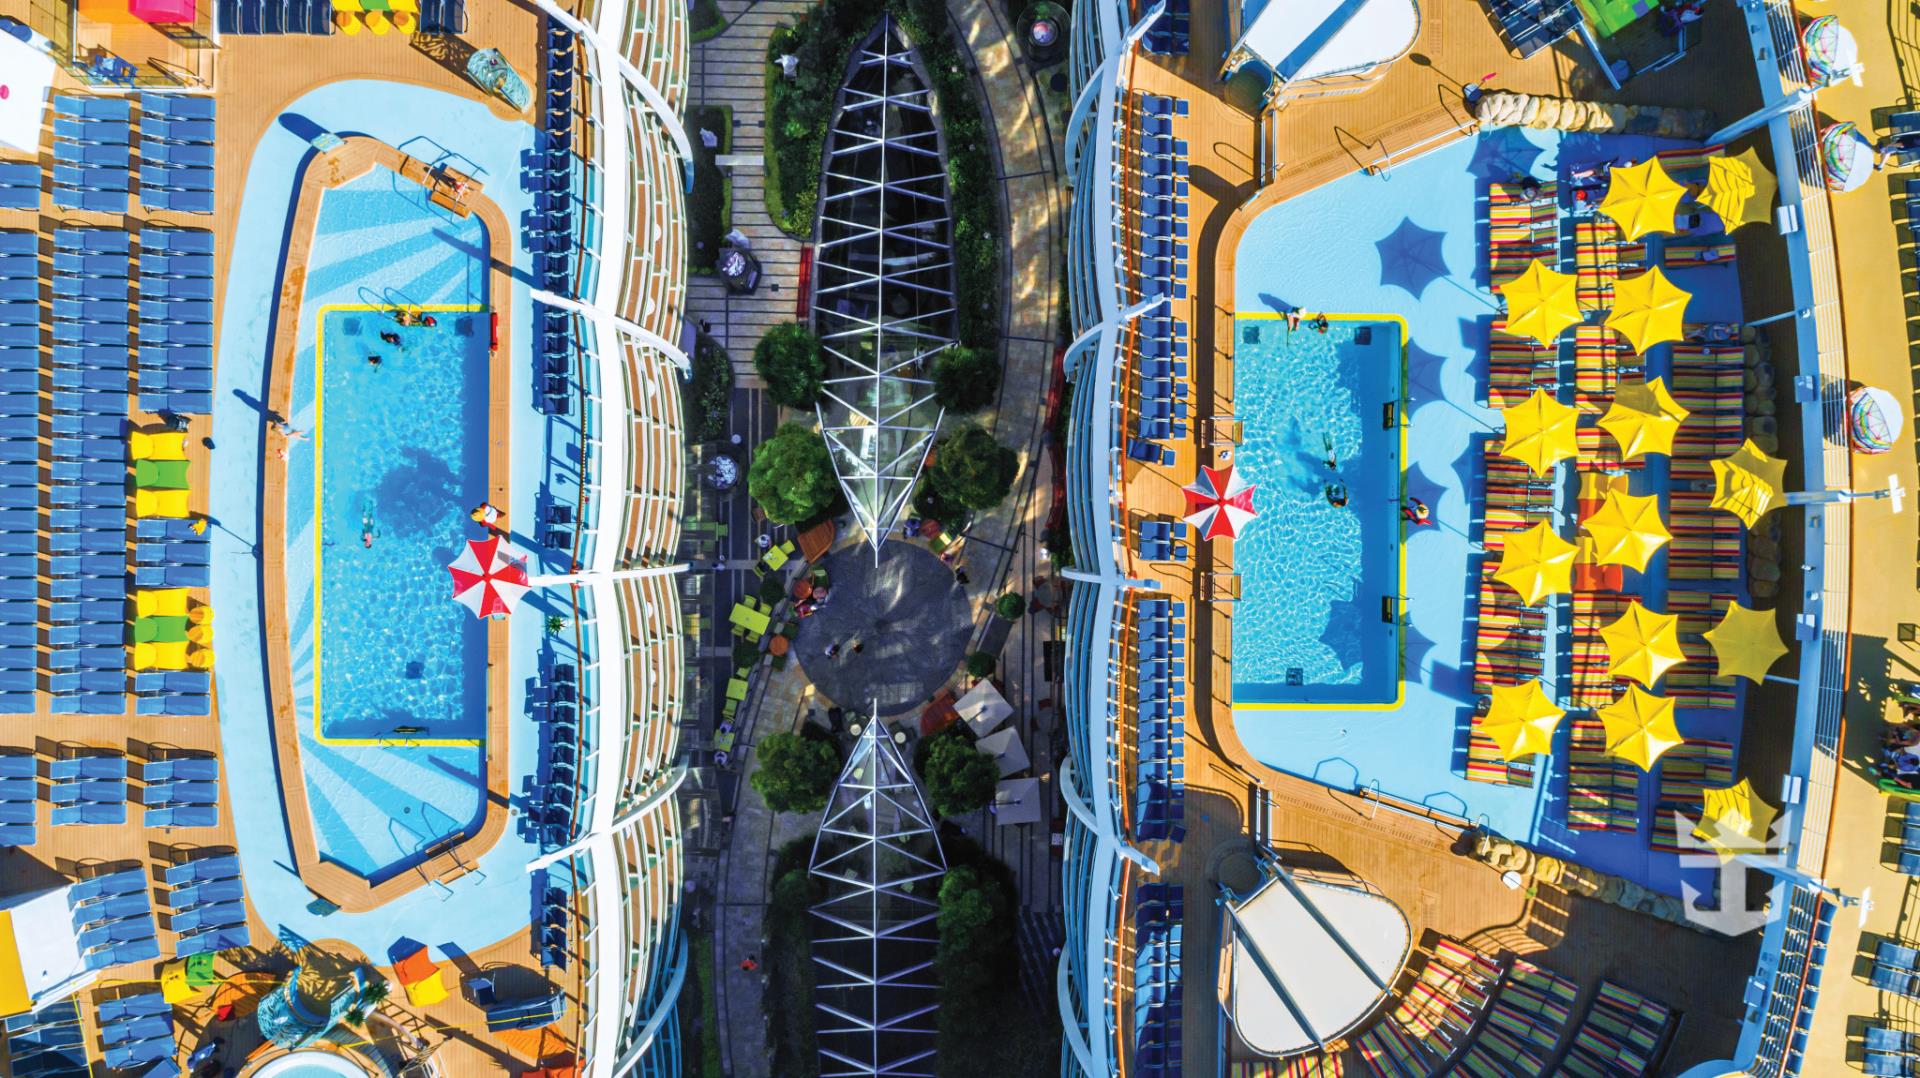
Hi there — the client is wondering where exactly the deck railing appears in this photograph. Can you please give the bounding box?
[1734,3,1852,1074]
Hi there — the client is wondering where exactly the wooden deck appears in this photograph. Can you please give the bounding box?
[1111,7,1774,1073]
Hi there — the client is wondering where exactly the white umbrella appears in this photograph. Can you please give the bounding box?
[957,679,1013,737]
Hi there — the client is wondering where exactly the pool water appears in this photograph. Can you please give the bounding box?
[313,306,488,743]
[1232,316,1403,705]
[283,167,494,879]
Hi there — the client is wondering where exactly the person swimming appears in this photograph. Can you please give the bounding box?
[1326,483,1348,507]
[1312,314,1330,333]
[360,504,377,549]
[379,330,402,346]
[1286,309,1302,332]
[366,353,382,368]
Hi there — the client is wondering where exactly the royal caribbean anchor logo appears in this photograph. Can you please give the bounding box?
[1672,802,1789,937]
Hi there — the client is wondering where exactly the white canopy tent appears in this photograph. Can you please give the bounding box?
[974,727,1030,777]
[1225,867,1410,1058]
[0,36,55,155]
[957,679,1013,738]
[1223,0,1419,95]
[0,887,92,1018]
[992,778,1042,825]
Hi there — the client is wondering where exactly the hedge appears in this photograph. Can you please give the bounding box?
[688,104,733,276]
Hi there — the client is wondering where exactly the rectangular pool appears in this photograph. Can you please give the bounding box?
[314,305,490,743]
[1231,315,1405,706]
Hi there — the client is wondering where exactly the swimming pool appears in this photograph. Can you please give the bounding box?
[312,305,488,744]
[1232,316,1404,706]
[282,167,494,878]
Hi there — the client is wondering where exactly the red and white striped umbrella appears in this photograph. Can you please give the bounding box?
[1181,464,1258,540]
[447,536,530,619]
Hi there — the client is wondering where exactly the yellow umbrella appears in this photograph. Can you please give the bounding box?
[1598,158,1688,240]
[1482,680,1566,761]
[1691,777,1779,859]
[1600,600,1686,688]
[1605,267,1692,353]
[1597,685,1684,771]
[1703,603,1789,683]
[1493,521,1578,605]
[1499,388,1580,478]
[1497,258,1582,346]
[1710,439,1788,529]
[1597,377,1690,459]
[1701,147,1777,231]
[1581,490,1671,572]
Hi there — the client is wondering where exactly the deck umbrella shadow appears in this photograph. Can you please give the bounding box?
[1375,217,1452,300]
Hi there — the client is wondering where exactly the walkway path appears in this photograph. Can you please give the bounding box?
[694,0,1068,1069]
[688,0,812,377]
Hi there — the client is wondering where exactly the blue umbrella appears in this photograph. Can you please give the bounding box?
[1375,217,1451,299]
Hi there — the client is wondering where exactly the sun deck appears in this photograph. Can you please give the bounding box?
[1075,4,1795,1074]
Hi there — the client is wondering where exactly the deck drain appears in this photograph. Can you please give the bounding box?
[1285,667,1304,686]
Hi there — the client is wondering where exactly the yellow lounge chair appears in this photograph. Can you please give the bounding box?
[134,641,190,671]
[130,431,188,461]
[136,589,190,619]
[136,489,190,518]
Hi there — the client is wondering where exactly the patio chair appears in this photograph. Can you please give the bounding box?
[1867,1053,1918,1078]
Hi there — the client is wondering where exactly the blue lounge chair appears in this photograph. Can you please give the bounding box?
[53,800,127,826]
[0,754,33,779]
[0,775,35,799]
[0,802,34,824]
[142,229,213,254]
[162,853,239,887]
[146,804,218,828]
[47,753,123,776]
[68,868,155,903]
[141,780,216,807]
[0,821,34,845]
[164,876,243,910]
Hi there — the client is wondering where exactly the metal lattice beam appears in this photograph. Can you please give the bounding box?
[806,708,949,1077]
[809,16,956,557]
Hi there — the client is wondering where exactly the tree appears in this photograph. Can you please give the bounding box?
[936,866,1011,999]
[930,345,1001,413]
[993,592,1026,620]
[750,731,840,813]
[919,731,999,818]
[926,422,1018,511]
[965,652,995,679]
[749,422,839,525]
[754,322,826,409]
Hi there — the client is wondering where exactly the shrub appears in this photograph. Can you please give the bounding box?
[926,422,1018,511]
[993,592,1026,620]
[965,652,995,679]
[1042,519,1073,568]
[688,105,733,274]
[911,482,968,530]
[758,574,789,605]
[691,0,727,40]
[754,323,827,409]
[919,731,1000,817]
[749,422,839,525]
[733,640,761,668]
[930,345,1001,413]
[750,731,841,813]
[685,335,733,442]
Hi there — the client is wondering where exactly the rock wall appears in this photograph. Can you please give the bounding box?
[1470,91,1716,141]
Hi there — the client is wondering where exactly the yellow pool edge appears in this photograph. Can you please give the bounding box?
[312,302,487,749]
[1231,312,1411,713]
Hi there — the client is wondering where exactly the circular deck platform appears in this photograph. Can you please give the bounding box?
[794,543,972,716]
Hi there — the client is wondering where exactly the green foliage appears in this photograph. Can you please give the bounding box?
[763,0,1000,347]
[1041,520,1073,568]
[766,839,823,1077]
[749,731,840,813]
[993,592,1026,620]
[688,105,733,275]
[965,651,996,679]
[934,839,1057,1078]
[754,322,827,409]
[748,422,839,525]
[683,927,724,1078]
[927,422,1019,511]
[732,640,760,668]
[757,574,789,605]
[930,345,1001,413]
[690,0,727,41]
[685,335,734,442]
[545,614,567,635]
[919,731,1000,817]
